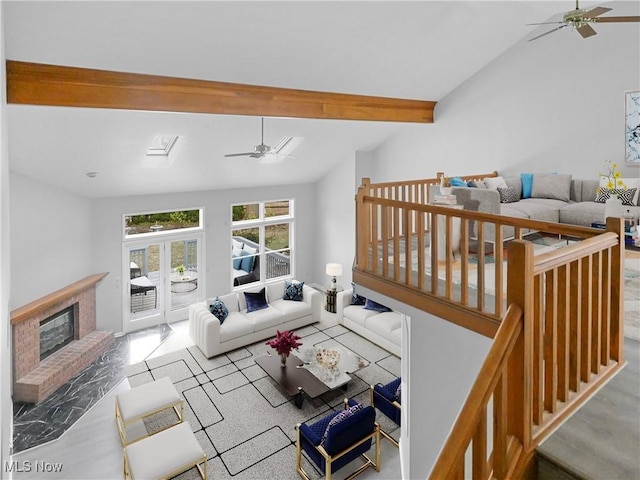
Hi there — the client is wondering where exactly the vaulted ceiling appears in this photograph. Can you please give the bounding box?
[4,1,622,198]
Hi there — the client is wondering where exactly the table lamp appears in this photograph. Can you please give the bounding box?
[326,263,342,290]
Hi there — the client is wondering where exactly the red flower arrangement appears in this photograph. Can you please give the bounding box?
[266,330,302,357]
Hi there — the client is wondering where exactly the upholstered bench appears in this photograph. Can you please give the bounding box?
[123,421,208,480]
[115,376,183,446]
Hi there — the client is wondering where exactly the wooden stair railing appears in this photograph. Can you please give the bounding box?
[427,218,626,480]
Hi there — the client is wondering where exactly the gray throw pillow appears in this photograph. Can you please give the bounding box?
[497,186,520,203]
[531,174,572,202]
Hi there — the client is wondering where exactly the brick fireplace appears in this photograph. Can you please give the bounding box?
[11,273,114,404]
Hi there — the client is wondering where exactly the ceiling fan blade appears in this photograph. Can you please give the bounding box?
[528,24,568,42]
[595,16,640,23]
[526,21,564,26]
[582,7,612,19]
[577,23,597,38]
[224,152,254,158]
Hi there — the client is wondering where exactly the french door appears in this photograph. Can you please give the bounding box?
[124,233,204,333]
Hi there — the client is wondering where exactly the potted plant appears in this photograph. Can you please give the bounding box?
[266,330,303,367]
[176,264,186,275]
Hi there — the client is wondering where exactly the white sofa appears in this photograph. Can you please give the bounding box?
[336,290,402,357]
[189,280,321,358]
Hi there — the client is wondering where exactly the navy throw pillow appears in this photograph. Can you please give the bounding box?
[209,297,229,324]
[364,298,392,312]
[244,288,268,313]
[321,403,364,446]
[283,280,304,301]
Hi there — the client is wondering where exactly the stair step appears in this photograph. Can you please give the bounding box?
[536,450,586,480]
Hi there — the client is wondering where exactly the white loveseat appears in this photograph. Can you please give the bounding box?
[336,290,402,357]
[189,280,321,358]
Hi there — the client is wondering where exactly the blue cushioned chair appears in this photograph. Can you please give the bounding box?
[296,398,380,480]
[370,377,401,447]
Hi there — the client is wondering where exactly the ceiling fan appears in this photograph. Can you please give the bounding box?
[224,117,299,161]
[528,0,640,42]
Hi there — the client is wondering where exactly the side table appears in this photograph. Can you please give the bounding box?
[309,284,344,313]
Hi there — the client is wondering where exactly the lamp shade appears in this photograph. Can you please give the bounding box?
[326,263,342,276]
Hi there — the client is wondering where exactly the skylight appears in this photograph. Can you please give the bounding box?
[147,135,178,156]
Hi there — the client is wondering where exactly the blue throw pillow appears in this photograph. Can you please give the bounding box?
[521,173,533,199]
[364,298,392,312]
[209,297,229,324]
[239,253,255,273]
[283,280,304,301]
[449,176,467,187]
[232,253,242,270]
[244,288,268,313]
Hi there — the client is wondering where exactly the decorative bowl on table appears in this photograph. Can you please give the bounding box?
[315,348,341,369]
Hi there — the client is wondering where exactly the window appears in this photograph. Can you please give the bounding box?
[124,209,203,238]
[231,200,293,287]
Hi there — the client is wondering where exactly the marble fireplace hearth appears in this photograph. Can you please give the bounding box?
[11,273,114,404]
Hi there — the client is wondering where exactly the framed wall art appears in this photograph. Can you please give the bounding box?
[626,90,640,165]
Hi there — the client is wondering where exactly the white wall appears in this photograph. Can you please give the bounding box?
[1,2,14,475]
[315,153,358,288]
[406,311,491,478]
[91,183,317,333]
[355,286,491,479]
[372,14,640,183]
[9,173,93,310]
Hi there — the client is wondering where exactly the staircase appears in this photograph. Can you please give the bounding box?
[536,336,640,479]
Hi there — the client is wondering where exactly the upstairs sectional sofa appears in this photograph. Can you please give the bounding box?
[189,280,321,358]
[447,173,640,243]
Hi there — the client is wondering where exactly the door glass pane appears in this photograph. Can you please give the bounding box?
[129,244,160,319]
[170,239,199,311]
[125,209,201,237]
[265,223,290,279]
[232,227,260,286]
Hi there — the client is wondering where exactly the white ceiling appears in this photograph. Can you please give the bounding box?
[4,0,623,198]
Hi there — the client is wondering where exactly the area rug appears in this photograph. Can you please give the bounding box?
[125,323,400,479]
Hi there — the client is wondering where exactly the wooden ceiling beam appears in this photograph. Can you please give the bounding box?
[6,60,436,123]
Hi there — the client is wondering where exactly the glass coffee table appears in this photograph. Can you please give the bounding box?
[170,271,198,293]
[255,346,369,408]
